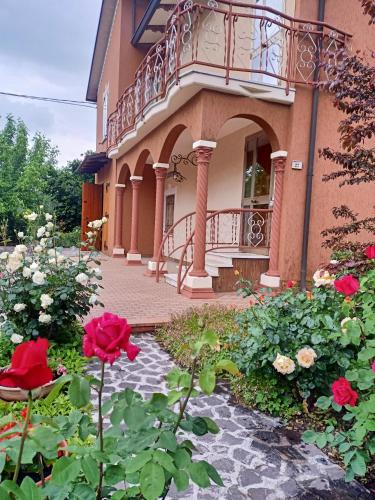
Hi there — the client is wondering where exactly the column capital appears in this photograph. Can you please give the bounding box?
[130,175,143,181]
[193,140,217,150]
[270,150,288,159]
[153,162,169,170]
[115,183,126,189]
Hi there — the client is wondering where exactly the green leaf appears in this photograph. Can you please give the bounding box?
[105,465,125,486]
[70,484,97,500]
[158,431,177,452]
[149,393,168,411]
[173,469,189,491]
[81,456,99,487]
[202,417,220,434]
[0,453,6,474]
[153,450,176,474]
[302,430,317,444]
[174,448,191,469]
[315,396,332,410]
[199,368,216,395]
[68,375,90,408]
[350,453,366,476]
[126,450,153,474]
[123,405,147,431]
[52,456,81,486]
[214,359,240,376]
[192,417,208,436]
[189,461,210,487]
[203,461,224,486]
[339,442,351,453]
[316,434,327,449]
[140,462,165,500]
[19,477,43,500]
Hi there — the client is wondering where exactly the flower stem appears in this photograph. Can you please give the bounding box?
[13,392,33,483]
[96,361,105,500]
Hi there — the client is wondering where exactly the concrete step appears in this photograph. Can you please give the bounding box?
[165,273,178,288]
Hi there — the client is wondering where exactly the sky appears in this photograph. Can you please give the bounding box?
[0,0,102,166]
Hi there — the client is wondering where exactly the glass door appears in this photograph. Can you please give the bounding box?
[242,139,273,248]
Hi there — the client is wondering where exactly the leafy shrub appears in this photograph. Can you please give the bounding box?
[230,285,358,400]
[57,227,81,248]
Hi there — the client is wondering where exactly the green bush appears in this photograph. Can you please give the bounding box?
[58,227,81,248]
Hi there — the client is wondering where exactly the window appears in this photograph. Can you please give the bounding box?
[102,88,109,140]
[165,194,175,232]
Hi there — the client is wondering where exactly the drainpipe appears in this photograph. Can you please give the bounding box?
[300,0,326,290]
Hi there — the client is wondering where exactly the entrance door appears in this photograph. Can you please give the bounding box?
[102,182,110,251]
[241,140,273,249]
[81,183,103,250]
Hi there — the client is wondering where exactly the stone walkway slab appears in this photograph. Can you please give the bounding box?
[87,334,371,500]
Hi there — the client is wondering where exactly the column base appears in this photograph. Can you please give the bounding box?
[125,253,143,266]
[181,275,215,299]
[144,260,167,277]
[260,273,281,288]
[112,248,125,258]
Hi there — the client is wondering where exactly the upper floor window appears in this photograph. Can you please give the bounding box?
[102,87,109,140]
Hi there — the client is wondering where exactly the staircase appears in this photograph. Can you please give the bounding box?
[164,250,269,292]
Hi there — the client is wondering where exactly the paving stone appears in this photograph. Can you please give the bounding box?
[86,333,372,499]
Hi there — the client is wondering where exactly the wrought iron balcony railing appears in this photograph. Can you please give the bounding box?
[107,0,351,149]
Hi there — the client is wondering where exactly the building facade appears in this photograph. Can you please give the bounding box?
[80,0,373,298]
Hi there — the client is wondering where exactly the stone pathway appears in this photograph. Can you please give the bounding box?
[87,335,372,500]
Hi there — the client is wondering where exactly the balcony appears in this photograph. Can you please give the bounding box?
[107,0,350,152]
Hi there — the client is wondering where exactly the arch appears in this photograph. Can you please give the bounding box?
[117,163,130,185]
[158,124,188,163]
[133,149,153,177]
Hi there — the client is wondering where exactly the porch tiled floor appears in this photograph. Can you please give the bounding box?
[88,255,249,329]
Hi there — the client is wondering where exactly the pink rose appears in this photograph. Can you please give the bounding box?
[372,360,375,373]
[83,312,140,365]
[334,275,360,296]
[332,377,358,407]
[364,246,375,259]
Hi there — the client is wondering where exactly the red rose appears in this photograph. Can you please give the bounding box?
[83,312,140,365]
[0,338,52,390]
[364,246,375,259]
[334,275,360,296]
[331,377,358,406]
[287,280,296,288]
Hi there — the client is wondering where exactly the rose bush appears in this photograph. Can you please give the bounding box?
[0,208,106,343]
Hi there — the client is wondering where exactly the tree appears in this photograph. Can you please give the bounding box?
[319,8,375,254]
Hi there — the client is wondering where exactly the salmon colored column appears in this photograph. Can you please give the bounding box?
[182,140,217,299]
[261,151,288,288]
[113,183,125,257]
[146,163,169,276]
[126,176,143,265]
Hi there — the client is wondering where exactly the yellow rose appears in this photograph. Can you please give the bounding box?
[273,353,295,375]
[296,347,317,368]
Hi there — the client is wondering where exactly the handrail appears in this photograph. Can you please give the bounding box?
[107,0,351,150]
[176,208,273,293]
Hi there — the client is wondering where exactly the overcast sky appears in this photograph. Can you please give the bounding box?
[0,0,102,166]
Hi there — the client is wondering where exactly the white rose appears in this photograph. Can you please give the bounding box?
[57,255,65,264]
[39,312,52,324]
[330,260,339,265]
[32,271,46,285]
[41,294,54,309]
[45,213,53,221]
[86,231,94,239]
[15,244,27,254]
[45,232,50,237]
[273,353,296,375]
[48,258,56,264]
[87,222,93,228]
[6,253,23,273]
[39,205,44,209]
[34,245,43,253]
[40,238,47,247]
[0,252,9,260]
[91,220,103,229]
[17,232,24,238]
[101,217,108,223]
[10,333,24,344]
[30,262,39,271]
[37,227,46,238]
[296,347,317,368]
[313,269,335,287]
[46,222,54,230]
[93,268,102,276]
[25,212,37,221]
[89,294,98,305]
[75,273,89,285]
[341,317,358,334]
[22,267,32,278]
[13,303,26,312]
